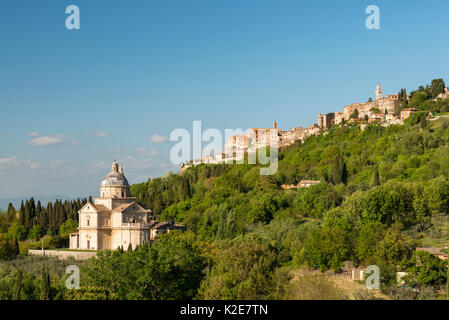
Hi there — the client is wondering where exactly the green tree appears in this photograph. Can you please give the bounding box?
[40,263,51,300]
[247,194,276,223]
[422,176,449,214]
[6,203,16,224]
[198,235,277,299]
[12,269,24,300]
[372,169,380,187]
[431,78,445,99]
[409,92,430,110]
[331,155,348,185]
[398,88,408,111]
[0,234,18,259]
[374,224,413,266]
[400,251,447,287]
[356,222,385,264]
[294,183,342,218]
[300,226,349,272]
[29,224,44,241]
[7,221,28,241]
[59,219,78,237]
[18,201,25,227]
[83,232,205,300]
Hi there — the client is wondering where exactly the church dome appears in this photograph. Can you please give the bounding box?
[100,161,129,186]
[101,171,129,186]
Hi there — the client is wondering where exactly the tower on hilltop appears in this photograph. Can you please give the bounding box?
[376,84,383,100]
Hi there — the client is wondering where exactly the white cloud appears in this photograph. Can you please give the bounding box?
[29,136,63,146]
[95,131,110,137]
[72,139,82,145]
[0,155,175,200]
[149,149,160,157]
[28,132,39,137]
[0,157,19,165]
[137,147,146,152]
[0,156,40,170]
[150,134,168,143]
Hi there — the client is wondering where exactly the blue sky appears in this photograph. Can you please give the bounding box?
[1,0,449,200]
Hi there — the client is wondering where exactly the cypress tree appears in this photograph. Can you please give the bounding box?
[341,162,348,185]
[127,243,133,252]
[18,201,25,226]
[6,203,16,224]
[12,269,23,300]
[372,169,380,187]
[24,200,29,227]
[331,155,348,185]
[40,263,51,300]
[29,198,36,227]
[13,237,19,256]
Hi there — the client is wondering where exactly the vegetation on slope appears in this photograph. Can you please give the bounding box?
[2,78,449,300]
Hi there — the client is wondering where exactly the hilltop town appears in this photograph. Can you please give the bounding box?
[183,83,449,168]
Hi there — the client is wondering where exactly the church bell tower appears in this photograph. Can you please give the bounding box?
[376,84,383,100]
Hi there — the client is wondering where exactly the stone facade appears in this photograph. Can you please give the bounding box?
[318,113,335,130]
[400,108,420,120]
[70,161,153,251]
[320,84,402,127]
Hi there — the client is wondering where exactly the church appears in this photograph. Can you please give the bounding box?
[70,161,170,251]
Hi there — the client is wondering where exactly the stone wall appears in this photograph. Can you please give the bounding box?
[28,249,97,261]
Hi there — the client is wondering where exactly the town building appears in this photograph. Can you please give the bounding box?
[182,84,425,170]
[318,113,335,130]
[298,180,321,188]
[436,87,449,100]
[329,84,403,126]
[150,222,185,240]
[400,108,420,120]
